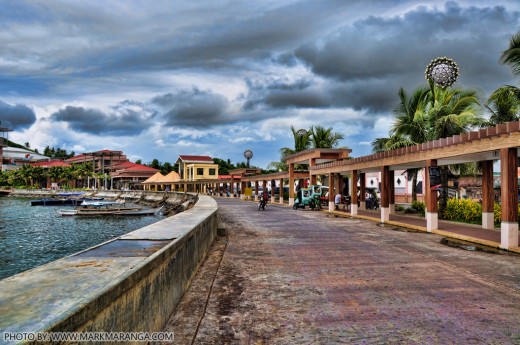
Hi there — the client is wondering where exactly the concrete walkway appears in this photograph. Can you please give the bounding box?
[165,198,520,344]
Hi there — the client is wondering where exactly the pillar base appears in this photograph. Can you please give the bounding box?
[482,212,494,230]
[350,204,358,216]
[389,204,395,215]
[381,207,390,222]
[426,212,438,232]
[359,201,366,210]
[289,197,295,206]
[500,222,519,249]
[329,201,335,212]
[279,198,284,205]
[254,195,258,201]
[271,197,276,204]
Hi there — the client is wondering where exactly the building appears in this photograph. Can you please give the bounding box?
[65,150,129,174]
[176,155,219,181]
[110,161,159,190]
[1,146,50,171]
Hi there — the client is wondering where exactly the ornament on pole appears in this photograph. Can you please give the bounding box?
[244,149,253,167]
[296,129,308,136]
[425,57,459,88]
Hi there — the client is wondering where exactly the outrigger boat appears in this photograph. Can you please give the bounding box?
[31,192,104,206]
[57,201,160,216]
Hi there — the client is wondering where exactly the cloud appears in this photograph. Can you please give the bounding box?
[293,2,520,112]
[0,100,36,129]
[152,88,230,127]
[50,103,153,135]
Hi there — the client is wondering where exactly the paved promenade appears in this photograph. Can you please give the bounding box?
[165,198,520,344]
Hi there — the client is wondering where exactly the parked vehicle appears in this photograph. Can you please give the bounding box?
[293,185,325,210]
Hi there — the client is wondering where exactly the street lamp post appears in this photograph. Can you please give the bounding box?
[244,149,253,168]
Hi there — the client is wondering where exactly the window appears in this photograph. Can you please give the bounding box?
[209,168,216,175]
[197,168,204,175]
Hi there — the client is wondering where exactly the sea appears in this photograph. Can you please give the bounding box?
[0,197,165,280]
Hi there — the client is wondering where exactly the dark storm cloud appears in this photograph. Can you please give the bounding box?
[292,2,520,113]
[51,105,150,136]
[152,88,229,127]
[243,77,329,110]
[0,100,36,129]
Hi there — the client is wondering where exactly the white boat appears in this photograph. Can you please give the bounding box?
[57,201,159,216]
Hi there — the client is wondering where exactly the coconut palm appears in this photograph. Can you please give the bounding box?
[500,31,520,76]
[48,166,64,188]
[485,86,520,125]
[279,126,312,160]
[310,125,344,149]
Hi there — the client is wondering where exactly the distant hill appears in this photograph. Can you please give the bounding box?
[6,140,40,154]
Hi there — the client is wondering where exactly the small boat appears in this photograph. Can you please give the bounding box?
[31,196,104,206]
[57,201,159,216]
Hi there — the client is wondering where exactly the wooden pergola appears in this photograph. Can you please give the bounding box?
[311,122,520,250]
[283,148,352,206]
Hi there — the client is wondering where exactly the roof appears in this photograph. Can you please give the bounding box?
[32,160,71,168]
[177,155,214,163]
[119,163,158,172]
[142,172,165,184]
[112,161,136,169]
[2,147,50,161]
[159,171,181,183]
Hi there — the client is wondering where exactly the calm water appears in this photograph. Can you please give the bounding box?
[0,197,164,280]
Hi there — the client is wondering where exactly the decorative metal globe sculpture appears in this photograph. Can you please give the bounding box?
[425,57,459,88]
[296,129,308,136]
[244,149,253,167]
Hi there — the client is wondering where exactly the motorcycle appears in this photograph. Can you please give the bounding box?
[366,196,379,210]
[258,198,267,211]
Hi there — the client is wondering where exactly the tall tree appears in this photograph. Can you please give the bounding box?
[500,31,520,76]
[279,126,312,160]
[310,125,344,148]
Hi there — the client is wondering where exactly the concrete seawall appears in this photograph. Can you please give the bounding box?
[0,195,218,343]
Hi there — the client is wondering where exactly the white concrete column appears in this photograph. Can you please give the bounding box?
[381,207,390,223]
[426,211,438,232]
[500,222,519,249]
[329,201,335,212]
[289,197,295,206]
[360,201,366,210]
[482,212,494,230]
[350,204,358,216]
[389,204,395,215]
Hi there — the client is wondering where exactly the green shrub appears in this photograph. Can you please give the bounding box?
[411,201,425,214]
[395,205,404,212]
[444,198,482,224]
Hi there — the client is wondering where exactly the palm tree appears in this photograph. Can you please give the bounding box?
[485,86,520,125]
[486,31,520,125]
[500,31,520,76]
[48,166,64,188]
[279,126,312,160]
[426,85,483,216]
[17,164,35,187]
[310,125,344,148]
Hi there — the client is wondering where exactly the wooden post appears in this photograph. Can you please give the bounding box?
[381,166,390,222]
[500,148,519,249]
[351,170,358,216]
[328,173,335,212]
[359,172,366,210]
[289,163,295,205]
[425,159,438,232]
[481,160,494,229]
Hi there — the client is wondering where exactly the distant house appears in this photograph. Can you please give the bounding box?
[110,162,159,190]
[176,155,219,181]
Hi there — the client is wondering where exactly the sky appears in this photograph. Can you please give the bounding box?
[1,0,520,169]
